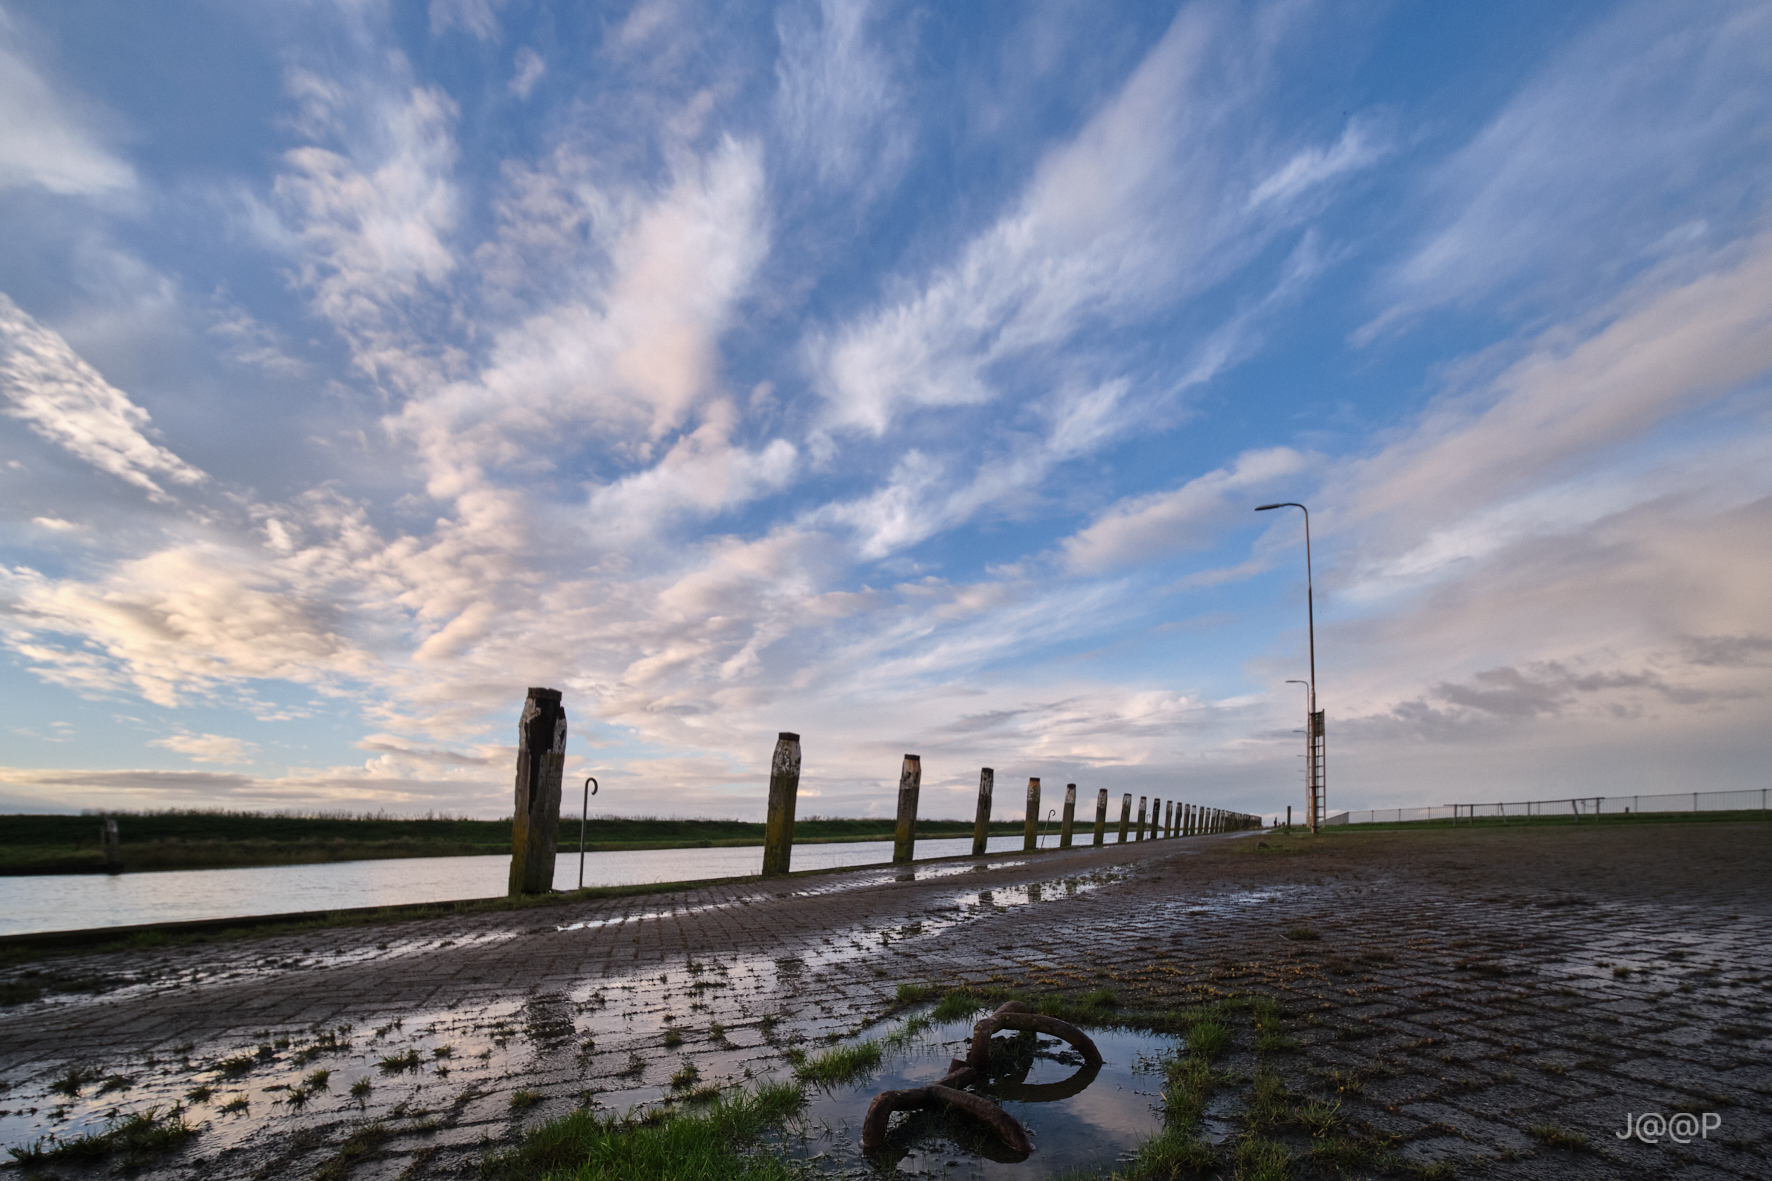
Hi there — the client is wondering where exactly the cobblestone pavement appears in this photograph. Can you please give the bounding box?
[0,821,1767,1179]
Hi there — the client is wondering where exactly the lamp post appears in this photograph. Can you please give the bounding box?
[1257,502,1323,832]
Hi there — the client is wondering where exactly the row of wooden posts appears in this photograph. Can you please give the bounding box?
[762,731,1260,878]
[505,690,1260,894]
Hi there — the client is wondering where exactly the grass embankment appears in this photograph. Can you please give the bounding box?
[1304,807,1769,834]
[0,812,1030,875]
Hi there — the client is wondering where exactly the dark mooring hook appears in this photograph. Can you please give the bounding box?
[578,777,599,889]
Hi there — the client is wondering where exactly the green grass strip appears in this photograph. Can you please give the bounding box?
[480,1081,805,1181]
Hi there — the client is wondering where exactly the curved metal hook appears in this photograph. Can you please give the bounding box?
[578,777,600,889]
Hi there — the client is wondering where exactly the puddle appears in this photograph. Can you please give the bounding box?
[779,1012,1179,1179]
[0,862,1135,1171]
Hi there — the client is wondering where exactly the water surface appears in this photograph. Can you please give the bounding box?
[0,834,1042,936]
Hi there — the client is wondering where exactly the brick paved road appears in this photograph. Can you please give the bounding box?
[0,822,1766,1179]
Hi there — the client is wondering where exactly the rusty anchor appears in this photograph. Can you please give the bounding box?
[860,1001,1103,1157]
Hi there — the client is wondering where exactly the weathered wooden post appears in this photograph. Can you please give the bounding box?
[1163,800,1173,838]
[893,754,922,864]
[1185,803,1195,835]
[1022,778,1041,850]
[100,813,121,874]
[1093,789,1107,846]
[509,687,567,896]
[762,732,801,877]
[1152,798,1164,840]
[1135,796,1147,841]
[1118,793,1131,842]
[971,767,994,856]
[1170,801,1179,837]
[1060,784,1076,848]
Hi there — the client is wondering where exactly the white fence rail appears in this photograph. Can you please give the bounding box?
[1325,787,1771,826]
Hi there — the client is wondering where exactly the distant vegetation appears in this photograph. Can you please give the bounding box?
[0,810,1028,875]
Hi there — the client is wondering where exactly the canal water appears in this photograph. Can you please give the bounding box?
[0,835,1037,936]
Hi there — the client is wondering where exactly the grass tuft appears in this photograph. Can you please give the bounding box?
[793,1040,882,1086]
[480,1080,805,1181]
[5,1106,198,1170]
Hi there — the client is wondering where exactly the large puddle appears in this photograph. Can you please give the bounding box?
[0,862,1173,1175]
[781,1012,1178,1178]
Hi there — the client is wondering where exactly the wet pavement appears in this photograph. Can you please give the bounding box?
[1,822,1768,1179]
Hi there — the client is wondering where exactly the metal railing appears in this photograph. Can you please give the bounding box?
[1325,787,1771,826]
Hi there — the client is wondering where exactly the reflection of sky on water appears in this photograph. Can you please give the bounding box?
[0,834,1033,935]
[789,1015,1177,1179]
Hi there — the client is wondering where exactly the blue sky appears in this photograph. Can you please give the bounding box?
[2,0,1769,822]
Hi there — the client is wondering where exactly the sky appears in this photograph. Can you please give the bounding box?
[1,0,1769,825]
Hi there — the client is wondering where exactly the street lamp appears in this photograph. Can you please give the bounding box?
[1257,502,1323,832]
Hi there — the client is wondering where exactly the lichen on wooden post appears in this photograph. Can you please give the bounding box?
[1022,778,1041,851]
[1059,784,1076,848]
[893,754,922,864]
[1092,788,1107,846]
[1117,793,1131,843]
[971,767,994,856]
[509,687,567,896]
[100,814,120,875]
[762,732,801,877]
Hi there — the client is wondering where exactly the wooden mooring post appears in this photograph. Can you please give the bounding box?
[893,754,922,864]
[762,732,801,877]
[1135,796,1147,841]
[1163,800,1173,838]
[509,687,567,896]
[1060,784,1076,848]
[1093,788,1107,846]
[1022,778,1041,851]
[1117,793,1131,842]
[100,814,121,874]
[972,767,994,856]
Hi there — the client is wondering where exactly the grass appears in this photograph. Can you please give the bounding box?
[792,1040,882,1086]
[510,1088,544,1110]
[5,1106,198,1170]
[312,1120,395,1181]
[480,1080,806,1181]
[1232,1136,1292,1181]
[378,1048,422,1073]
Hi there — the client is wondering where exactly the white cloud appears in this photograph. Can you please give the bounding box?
[1249,117,1388,210]
[0,11,134,195]
[395,135,769,497]
[509,46,545,99]
[429,0,506,42]
[1360,0,1772,339]
[150,731,257,764]
[1063,448,1310,573]
[0,293,206,500]
[774,0,910,193]
[275,71,463,392]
